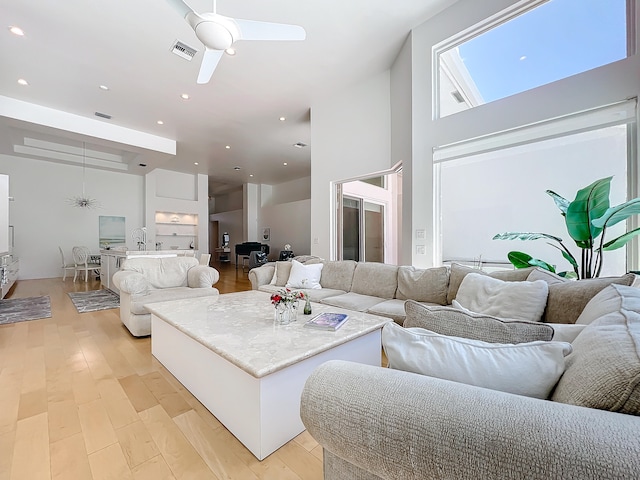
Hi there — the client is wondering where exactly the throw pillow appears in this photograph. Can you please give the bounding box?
[396,267,449,305]
[382,322,571,399]
[454,273,549,322]
[543,273,636,324]
[552,284,640,415]
[286,259,323,289]
[403,300,554,344]
[269,261,293,287]
[526,268,569,286]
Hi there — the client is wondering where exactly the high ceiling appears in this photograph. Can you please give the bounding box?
[0,0,453,194]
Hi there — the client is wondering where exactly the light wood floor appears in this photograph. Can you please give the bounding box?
[0,262,323,480]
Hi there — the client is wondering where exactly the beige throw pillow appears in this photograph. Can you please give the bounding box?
[552,284,640,415]
[454,273,549,322]
[403,300,554,344]
[382,322,571,399]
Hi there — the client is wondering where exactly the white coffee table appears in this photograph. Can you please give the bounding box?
[147,290,390,460]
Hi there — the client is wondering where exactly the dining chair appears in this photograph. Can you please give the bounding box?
[59,246,76,281]
[72,246,101,282]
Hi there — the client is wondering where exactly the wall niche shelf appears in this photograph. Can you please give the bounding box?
[154,211,198,249]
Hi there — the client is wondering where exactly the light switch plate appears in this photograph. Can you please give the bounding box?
[416,229,426,239]
[416,245,426,255]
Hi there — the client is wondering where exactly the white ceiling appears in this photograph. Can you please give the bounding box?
[0,0,453,194]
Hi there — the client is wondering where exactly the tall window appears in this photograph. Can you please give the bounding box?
[435,100,636,276]
[436,0,629,118]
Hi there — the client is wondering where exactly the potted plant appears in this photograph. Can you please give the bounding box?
[493,176,640,279]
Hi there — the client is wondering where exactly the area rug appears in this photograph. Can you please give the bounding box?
[0,296,51,325]
[68,289,120,313]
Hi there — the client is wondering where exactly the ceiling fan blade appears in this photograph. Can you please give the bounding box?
[235,19,306,41]
[197,48,224,84]
[164,0,195,18]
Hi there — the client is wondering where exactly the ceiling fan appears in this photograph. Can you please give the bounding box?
[165,0,306,84]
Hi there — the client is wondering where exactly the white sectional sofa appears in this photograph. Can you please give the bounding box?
[251,258,640,479]
[113,256,220,336]
[249,258,636,325]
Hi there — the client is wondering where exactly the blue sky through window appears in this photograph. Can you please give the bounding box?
[457,0,627,103]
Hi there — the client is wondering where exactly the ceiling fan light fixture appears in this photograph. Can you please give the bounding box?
[17,78,28,86]
[225,47,236,56]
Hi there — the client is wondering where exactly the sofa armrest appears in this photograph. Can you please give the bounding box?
[112,271,149,295]
[187,265,220,288]
[301,360,640,480]
[248,263,275,290]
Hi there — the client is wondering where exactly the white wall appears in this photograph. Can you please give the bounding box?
[145,169,209,253]
[0,154,144,279]
[260,199,311,260]
[266,176,311,205]
[310,71,392,260]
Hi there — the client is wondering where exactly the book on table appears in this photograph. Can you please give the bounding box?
[304,312,349,331]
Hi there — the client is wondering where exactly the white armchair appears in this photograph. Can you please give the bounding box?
[113,256,220,336]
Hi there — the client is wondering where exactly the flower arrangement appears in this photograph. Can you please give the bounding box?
[270,288,305,306]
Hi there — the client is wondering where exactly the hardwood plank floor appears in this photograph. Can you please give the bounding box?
[0,262,323,480]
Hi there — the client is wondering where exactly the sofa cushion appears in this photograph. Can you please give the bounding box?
[121,256,199,289]
[366,299,407,325]
[130,287,219,315]
[527,268,569,286]
[549,323,587,343]
[269,261,293,287]
[320,261,357,291]
[286,259,323,289]
[382,322,572,399]
[543,273,636,324]
[321,292,385,312]
[552,284,640,415]
[446,263,538,304]
[396,266,449,305]
[403,300,554,343]
[351,263,398,299]
[454,273,549,322]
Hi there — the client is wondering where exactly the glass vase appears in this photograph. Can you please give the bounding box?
[274,302,294,325]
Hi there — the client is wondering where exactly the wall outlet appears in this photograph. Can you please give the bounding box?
[416,245,426,255]
[416,229,426,239]
[313,237,319,245]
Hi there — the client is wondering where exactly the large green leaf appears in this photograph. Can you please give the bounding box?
[547,243,579,274]
[546,190,570,215]
[507,251,534,269]
[507,251,555,272]
[493,232,563,243]
[603,227,640,251]
[592,198,640,229]
[565,177,612,246]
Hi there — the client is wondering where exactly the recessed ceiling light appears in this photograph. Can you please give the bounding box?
[249,174,254,177]
[225,47,236,56]
[225,145,231,149]
[293,142,308,148]
[9,26,24,36]
[194,162,199,165]
[279,116,286,122]
[283,162,288,166]
[519,55,527,61]
[233,166,241,171]
[17,78,28,86]
[157,120,164,125]
[139,163,147,167]
[99,85,109,91]
[180,93,190,100]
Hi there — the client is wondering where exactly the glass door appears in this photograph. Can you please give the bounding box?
[342,197,385,262]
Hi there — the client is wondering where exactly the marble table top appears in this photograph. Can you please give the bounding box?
[146,290,390,378]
